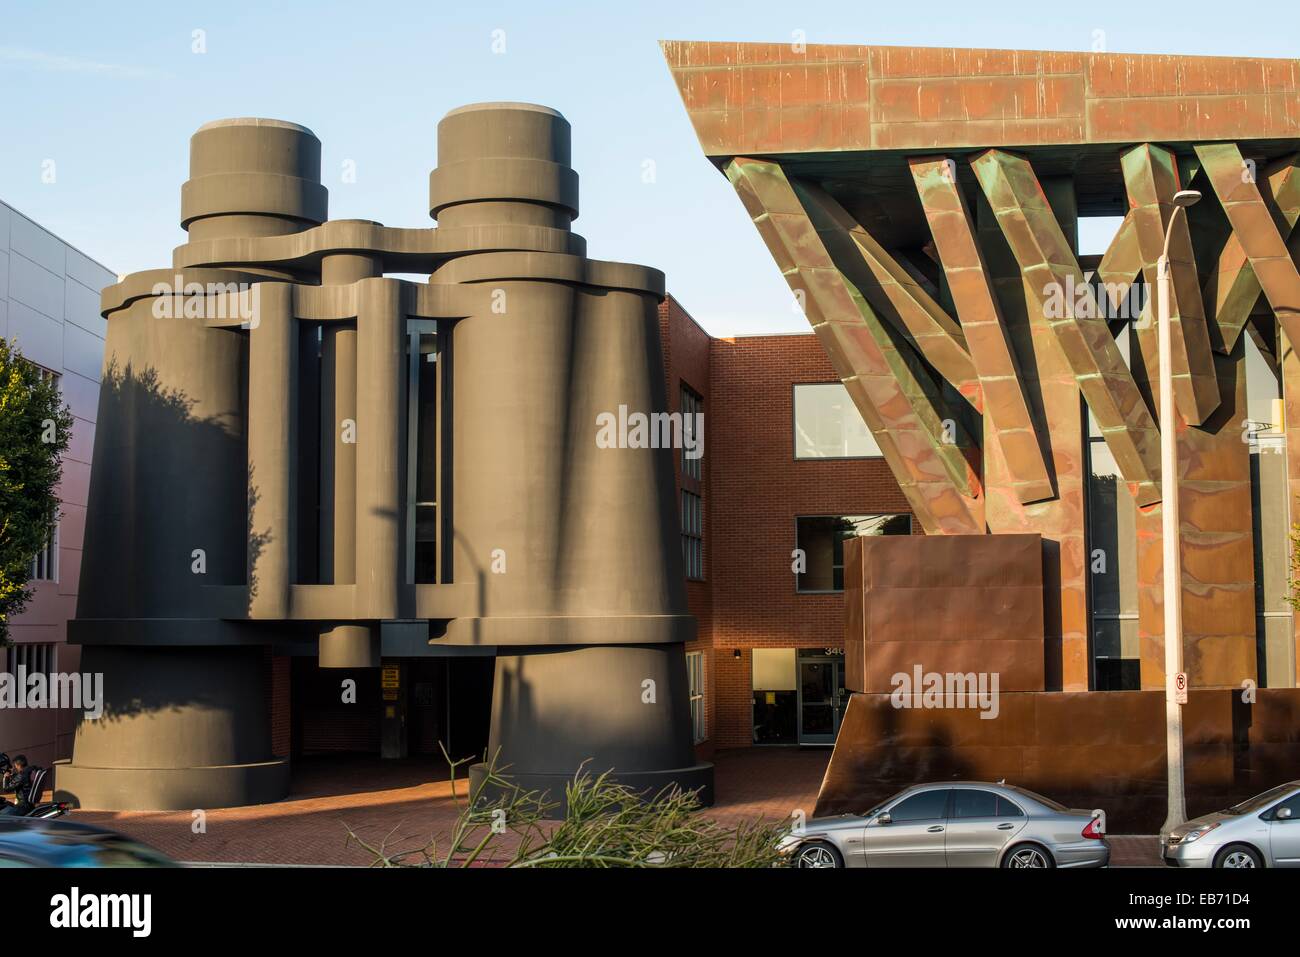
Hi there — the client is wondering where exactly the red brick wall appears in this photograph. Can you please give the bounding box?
[292,659,381,755]
[659,297,716,758]
[659,296,916,750]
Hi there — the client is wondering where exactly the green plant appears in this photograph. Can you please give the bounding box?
[0,338,72,644]
[347,746,790,868]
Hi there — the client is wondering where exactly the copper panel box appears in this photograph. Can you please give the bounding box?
[843,532,1045,694]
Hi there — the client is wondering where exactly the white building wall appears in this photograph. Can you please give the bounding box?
[1,198,113,767]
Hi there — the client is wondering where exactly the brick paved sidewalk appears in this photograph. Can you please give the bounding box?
[66,748,1162,867]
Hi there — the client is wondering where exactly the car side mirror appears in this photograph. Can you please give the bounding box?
[875,812,892,825]
[1277,807,1293,820]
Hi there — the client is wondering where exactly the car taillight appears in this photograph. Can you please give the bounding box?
[1081,817,1104,840]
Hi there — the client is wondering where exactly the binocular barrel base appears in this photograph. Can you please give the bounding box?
[54,760,290,813]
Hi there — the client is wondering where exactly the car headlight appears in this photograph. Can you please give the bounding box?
[1180,822,1220,844]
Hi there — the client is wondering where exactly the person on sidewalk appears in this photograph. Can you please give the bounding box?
[0,755,36,815]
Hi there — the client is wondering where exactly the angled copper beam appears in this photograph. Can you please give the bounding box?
[1202,153,1300,352]
[1096,213,1143,318]
[1096,154,1199,329]
[725,156,984,534]
[972,148,1162,507]
[1197,143,1300,351]
[789,182,982,409]
[1118,143,1220,425]
[909,156,1055,504]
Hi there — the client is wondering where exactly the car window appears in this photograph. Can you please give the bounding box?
[1227,783,1297,815]
[889,789,950,822]
[951,789,999,818]
[996,796,1025,818]
[863,788,909,818]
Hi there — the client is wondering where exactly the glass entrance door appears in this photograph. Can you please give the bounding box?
[797,656,844,744]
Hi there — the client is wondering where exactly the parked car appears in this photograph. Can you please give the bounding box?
[0,818,177,867]
[1162,781,1300,868]
[779,782,1109,868]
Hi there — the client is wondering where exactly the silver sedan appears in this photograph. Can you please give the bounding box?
[779,782,1109,868]
[1162,781,1300,868]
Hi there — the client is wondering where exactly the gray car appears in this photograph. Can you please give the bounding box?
[779,782,1109,868]
[1163,781,1300,868]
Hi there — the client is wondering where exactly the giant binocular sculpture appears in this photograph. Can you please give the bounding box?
[60,103,712,811]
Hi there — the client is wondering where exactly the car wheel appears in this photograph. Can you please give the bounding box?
[1214,844,1263,869]
[794,841,843,869]
[1002,843,1054,869]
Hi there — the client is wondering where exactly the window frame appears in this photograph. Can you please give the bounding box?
[679,382,703,482]
[794,513,912,594]
[5,642,56,680]
[950,788,1001,819]
[25,365,61,585]
[686,650,705,744]
[791,382,883,461]
[403,319,441,585]
[680,489,704,581]
[29,521,59,584]
[886,787,952,823]
[996,795,1026,818]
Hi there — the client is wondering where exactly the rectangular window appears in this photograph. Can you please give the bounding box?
[679,384,703,481]
[26,364,59,388]
[405,321,440,584]
[25,366,60,584]
[30,523,58,583]
[681,490,703,581]
[1086,329,1141,691]
[795,514,911,592]
[686,650,705,744]
[6,642,56,679]
[793,383,881,459]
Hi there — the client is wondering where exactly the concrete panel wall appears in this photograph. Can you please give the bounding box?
[0,198,114,767]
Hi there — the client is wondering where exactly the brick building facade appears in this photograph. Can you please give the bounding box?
[659,295,917,755]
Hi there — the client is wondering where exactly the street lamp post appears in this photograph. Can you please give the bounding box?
[1158,188,1201,838]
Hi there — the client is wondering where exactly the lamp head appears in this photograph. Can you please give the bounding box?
[1172,189,1202,208]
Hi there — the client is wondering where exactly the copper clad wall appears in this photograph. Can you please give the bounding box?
[845,533,1045,694]
[665,41,1300,691]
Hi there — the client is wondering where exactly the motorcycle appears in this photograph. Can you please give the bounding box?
[0,752,70,819]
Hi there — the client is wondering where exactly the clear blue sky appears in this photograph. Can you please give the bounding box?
[3,0,1297,335]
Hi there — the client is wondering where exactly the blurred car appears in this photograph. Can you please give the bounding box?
[0,818,177,867]
[778,782,1108,868]
[1163,781,1300,868]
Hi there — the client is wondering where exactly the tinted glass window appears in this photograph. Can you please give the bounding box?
[951,790,999,818]
[1229,784,1297,815]
[889,789,950,822]
[795,514,911,592]
[996,796,1025,818]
